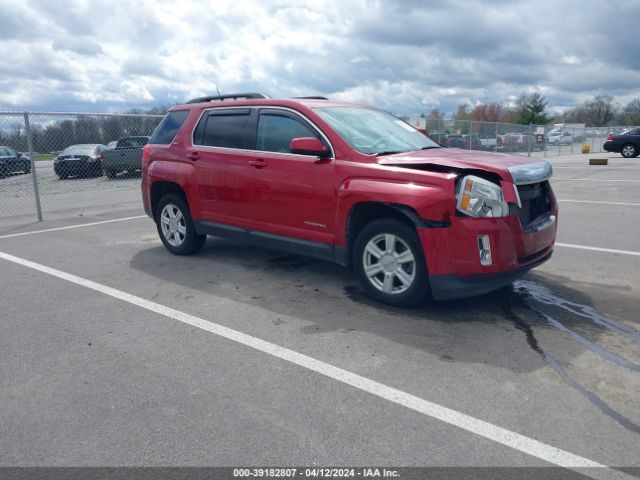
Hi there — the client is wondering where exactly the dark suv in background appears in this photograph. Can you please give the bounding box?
[604,128,640,158]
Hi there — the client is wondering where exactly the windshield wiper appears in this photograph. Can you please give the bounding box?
[375,150,405,156]
[420,146,442,150]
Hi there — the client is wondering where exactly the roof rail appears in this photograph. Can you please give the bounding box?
[293,96,329,100]
[186,93,269,104]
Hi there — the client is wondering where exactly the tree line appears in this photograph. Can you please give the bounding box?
[422,94,640,130]
[0,107,168,154]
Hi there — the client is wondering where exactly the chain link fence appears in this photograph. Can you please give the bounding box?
[1,111,637,230]
[0,112,162,229]
[420,118,637,158]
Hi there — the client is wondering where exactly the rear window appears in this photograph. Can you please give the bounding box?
[149,110,190,145]
[62,145,99,155]
[118,137,149,148]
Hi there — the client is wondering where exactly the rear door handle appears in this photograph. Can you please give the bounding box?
[186,152,200,161]
[248,159,267,168]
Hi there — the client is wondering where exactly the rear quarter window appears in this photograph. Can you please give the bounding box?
[149,110,190,145]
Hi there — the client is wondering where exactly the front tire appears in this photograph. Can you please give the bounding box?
[621,144,638,158]
[353,218,429,307]
[156,194,206,255]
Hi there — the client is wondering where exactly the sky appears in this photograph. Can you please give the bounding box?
[1,0,639,116]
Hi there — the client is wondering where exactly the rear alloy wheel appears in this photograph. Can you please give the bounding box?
[621,144,638,158]
[156,194,206,255]
[353,218,429,307]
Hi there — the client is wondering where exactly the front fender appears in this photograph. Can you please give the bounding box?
[335,177,455,245]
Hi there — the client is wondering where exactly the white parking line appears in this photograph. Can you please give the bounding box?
[556,243,640,257]
[552,178,640,183]
[0,215,147,240]
[0,250,632,480]
[558,199,640,207]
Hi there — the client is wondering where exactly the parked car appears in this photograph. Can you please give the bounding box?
[462,133,482,150]
[54,144,106,179]
[0,146,31,177]
[427,133,448,145]
[603,128,640,158]
[444,134,465,148]
[462,134,483,150]
[141,93,557,306]
[547,131,573,145]
[101,136,149,178]
[477,133,498,150]
[105,140,117,150]
[502,133,544,151]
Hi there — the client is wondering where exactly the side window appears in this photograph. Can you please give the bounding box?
[256,113,320,154]
[198,112,250,149]
[631,129,640,136]
[149,110,190,145]
[0,147,8,156]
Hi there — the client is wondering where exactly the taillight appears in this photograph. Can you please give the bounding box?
[99,152,104,161]
[142,144,150,164]
[606,135,613,141]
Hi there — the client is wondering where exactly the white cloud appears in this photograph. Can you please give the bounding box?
[0,0,638,114]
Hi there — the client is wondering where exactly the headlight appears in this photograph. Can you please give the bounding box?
[456,175,508,218]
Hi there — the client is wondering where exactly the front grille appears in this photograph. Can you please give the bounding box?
[516,181,552,229]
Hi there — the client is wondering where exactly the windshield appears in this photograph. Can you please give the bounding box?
[62,145,99,155]
[315,107,440,155]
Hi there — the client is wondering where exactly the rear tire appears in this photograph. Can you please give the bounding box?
[353,218,429,307]
[156,194,206,255]
[621,144,638,158]
[104,169,117,179]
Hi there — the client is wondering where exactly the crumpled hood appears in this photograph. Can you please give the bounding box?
[376,147,550,182]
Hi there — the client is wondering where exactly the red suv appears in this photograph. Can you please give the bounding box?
[142,93,557,306]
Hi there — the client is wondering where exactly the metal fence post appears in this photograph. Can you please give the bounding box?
[570,127,574,155]
[468,120,473,149]
[527,123,532,157]
[495,122,499,152]
[23,112,43,221]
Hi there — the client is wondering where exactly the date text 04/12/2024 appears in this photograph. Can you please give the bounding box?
[233,468,400,478]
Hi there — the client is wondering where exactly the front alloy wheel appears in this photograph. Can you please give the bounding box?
[363,233,416,295]
[353,218,429,307]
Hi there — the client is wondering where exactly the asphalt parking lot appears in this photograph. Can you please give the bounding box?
[0,153,639,478]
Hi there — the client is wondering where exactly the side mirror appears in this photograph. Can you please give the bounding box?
[290,137,331,158]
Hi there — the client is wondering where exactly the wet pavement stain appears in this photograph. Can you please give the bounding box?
[504,285,640,435]
[514,280,640,344]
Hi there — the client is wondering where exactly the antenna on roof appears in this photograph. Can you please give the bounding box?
[216,86,221,96]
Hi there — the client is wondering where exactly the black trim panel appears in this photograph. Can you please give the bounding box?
[194,221,335,262]
[429,251,552,300]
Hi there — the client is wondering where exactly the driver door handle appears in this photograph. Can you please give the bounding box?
[186,152,200,161]
[249,159,267,168]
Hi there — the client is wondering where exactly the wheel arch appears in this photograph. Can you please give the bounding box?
[341,201,425,268]
[150,181,188,220]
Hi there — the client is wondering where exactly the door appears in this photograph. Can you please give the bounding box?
[242,108,338,246]
[189,108,254,224]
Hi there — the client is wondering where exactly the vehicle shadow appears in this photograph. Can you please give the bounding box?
[128,237,635,372]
